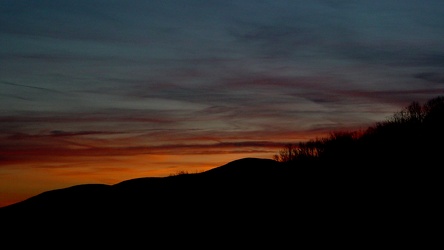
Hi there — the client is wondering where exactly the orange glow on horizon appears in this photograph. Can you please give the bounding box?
[0,127,352,208]
[0,151,273,208]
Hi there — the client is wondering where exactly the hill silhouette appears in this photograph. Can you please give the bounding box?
[0,158,304,215]
[1,96,442,244]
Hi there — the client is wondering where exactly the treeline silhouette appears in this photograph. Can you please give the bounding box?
[274,95,444,167]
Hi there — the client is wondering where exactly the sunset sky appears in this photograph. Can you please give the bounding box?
[1,0,444,207]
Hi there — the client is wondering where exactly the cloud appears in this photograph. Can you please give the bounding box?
[1,0,444,168]
[414,72,444,84]
[0,132,287,168]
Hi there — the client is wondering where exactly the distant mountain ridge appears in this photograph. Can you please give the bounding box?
[0,158,290,212]
[2,96,442,216]
[0,155,439,247]
[1,156,434,215]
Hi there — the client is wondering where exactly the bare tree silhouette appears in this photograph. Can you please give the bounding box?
[274,95,444,166]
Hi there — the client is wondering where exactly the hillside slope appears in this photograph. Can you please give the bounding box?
[1,157,426,217]
[0,157,438,247]
[0,158,294,213]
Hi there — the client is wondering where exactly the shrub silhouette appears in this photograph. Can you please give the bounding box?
[274,95,444,166]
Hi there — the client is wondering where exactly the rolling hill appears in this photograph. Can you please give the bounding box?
[0,155,438,247]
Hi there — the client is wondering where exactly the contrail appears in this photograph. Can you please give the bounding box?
[0,80,65,94]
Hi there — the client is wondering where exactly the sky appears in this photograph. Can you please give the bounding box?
[1,0,444,207]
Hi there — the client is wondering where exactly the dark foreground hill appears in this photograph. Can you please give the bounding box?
[0,157,439,246]
[1,158,285,213]
[0,157,406,215]
[1,158,314,216]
